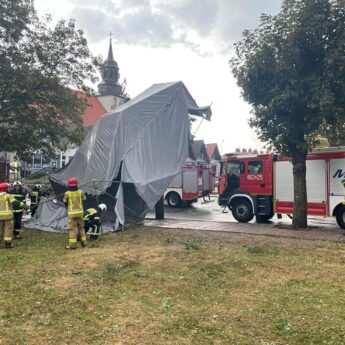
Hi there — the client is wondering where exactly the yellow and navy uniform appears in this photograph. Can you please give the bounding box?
[0,193,22,247]
[84,208,101,240]
[10,187,27,238]
[63,188,87,248]
[29,187,42,217]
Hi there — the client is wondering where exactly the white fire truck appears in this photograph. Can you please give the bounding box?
[165,161,213,207]
[218,147,345,229]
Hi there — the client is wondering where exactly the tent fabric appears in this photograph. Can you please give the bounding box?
[46,81,211,229]
[25,197,117,233]
[25,197,68,233]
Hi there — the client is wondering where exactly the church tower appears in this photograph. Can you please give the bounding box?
[98,38,122,97]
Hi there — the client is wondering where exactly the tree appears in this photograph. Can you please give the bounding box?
[0,0,101,159]
[231,0,345,228]
[120,78,131,102]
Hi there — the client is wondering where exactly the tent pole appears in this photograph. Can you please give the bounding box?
[155,195,164,220]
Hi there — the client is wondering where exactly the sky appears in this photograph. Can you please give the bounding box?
[35,0,282,154]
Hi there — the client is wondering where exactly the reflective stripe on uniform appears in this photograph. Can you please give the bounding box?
[84,208,97,220]
[12,194,25,199]
[81,237,87,241]
[30,192,38,205]
[4,237,12,241]
[69,238,77,243]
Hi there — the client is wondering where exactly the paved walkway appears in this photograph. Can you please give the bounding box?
[144,218,345,242]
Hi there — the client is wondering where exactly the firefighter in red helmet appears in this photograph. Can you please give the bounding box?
[63,177,87,249]
[0,182,25,248]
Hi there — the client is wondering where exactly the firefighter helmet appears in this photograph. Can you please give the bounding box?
[68,177,78,187]
[0,182,10,193]
[35,184,42,189]
[98,203,107,213]
[13,181,22,187]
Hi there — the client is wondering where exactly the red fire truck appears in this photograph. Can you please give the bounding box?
[218,147,345,229]
[165,161,213,207]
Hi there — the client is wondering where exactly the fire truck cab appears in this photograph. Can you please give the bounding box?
[218,148,345,229]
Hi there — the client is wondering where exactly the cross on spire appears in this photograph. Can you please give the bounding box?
[108,31,113,41]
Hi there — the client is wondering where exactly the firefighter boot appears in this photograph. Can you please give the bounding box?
[5,242,14,249]
[65,244,77,249]
[81,237,88,248]
[14,229,21,239]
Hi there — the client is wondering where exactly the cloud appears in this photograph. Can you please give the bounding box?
[69,0,282,56]
[216,0,282,42]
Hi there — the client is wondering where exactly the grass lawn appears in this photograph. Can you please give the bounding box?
[1,227,345,345]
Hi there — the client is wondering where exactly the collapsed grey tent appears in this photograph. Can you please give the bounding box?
[28,81,211,232]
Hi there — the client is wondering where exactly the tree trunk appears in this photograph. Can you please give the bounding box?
[292,149,308,229]
[155,196,165,220]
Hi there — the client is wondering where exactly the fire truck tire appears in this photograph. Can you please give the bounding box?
[166,192,182,208]
[231,200,254,223]
[335,206,345,229]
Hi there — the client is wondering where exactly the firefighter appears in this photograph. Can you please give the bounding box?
[29,184,42,217]
[84,203,107,241]
[11,180,27,239]
[0,182,24,248]
[63,177,87,249]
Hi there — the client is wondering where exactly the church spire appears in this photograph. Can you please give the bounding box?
[98,35,121,96]
[107,33,114,61]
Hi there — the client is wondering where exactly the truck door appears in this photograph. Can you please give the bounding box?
[226,160,245,193]
[243,159,272,195]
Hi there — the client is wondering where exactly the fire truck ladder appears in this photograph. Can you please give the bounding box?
[256,196,271,216]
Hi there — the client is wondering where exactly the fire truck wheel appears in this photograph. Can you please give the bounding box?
[231,200,254,223]
[336,206,345,229]
[166,192,182,208]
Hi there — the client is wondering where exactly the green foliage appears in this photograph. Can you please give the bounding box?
[231,0,345,156]
[184,238,203,250]
[0,0,102,159]
[120,78,131,102]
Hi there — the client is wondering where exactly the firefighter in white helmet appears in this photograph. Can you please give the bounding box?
[84,203,107,241]
[10,181,28,239]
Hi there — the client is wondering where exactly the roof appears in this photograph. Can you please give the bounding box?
[205,143,221,161]
[81,95,107,127]
[190,140,210,162]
